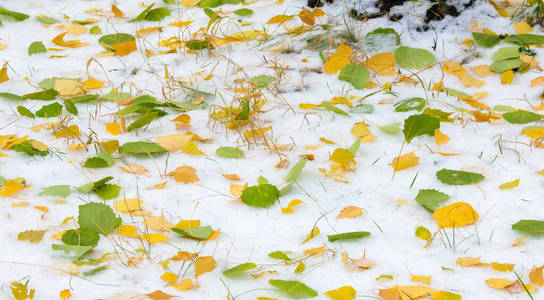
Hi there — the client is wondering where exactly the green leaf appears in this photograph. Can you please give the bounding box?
[234,8,253,16]
[415,226,432,240]
[235,98,249,120]
[84,151,113,168]
[78,202,122,236]
[0,92,23,101]
[353,103,374,114]
[119,141,166,155]
[17,230,47,243]
[402,114,440,142]
[338,64,369,90]
[492,46,521,61]
[490,58,522,73]
[127,111,159,132]
[95,184,121,200]
[199,0,223,8]
[269,251,291,260]
[62,99,78,115]
[204,8,220,23]
[284,158,307,182]
[415,189,450,212]
[23,89,57,100]
[172,225,213,239]
[77,176,114,194]
[395,97,425,112]
[216,146,244,158]
[436,168,484,185]
[347,138,360,155]
[252,75,275,88]
[394,46,435,69]
[0,6,29,22]
[17,106,35,118]
[98,33,135,50]
[102,91,132,102]
[68,94,98,103]
[493,105,515,112]
[365,28,400,52]
[83,265,108,276]
[504,34,544,45]
[89,25,102,34]
[128,3,155,22]
[36,15,59,24]
[472,32,500,48]
[319,101,348,116]
[144,7,170,21]
[327,231,371,242]
[502,110,541,124]
[28,41,46,55]
[241,184,279,208]
[13,141,49,156]
[422,108,454,122]
[62,228,100,246]
[52,244,94,261]
[512,220,544,234]
[442,87,470,98]
[294,262,305,273]
[40,185,70,197]
[379,122,401,134]
[269,280,318,298]
[257,176,269,185]
[186,39,214,50]
[35,102,62,118]
[223,263,257,277]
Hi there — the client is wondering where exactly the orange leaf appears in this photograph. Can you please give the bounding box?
[324,42,352,74]
[266,15,294,24]
[168,166,199,183]
[530,265,544,287]
[170,279,194,291]
[365,52,396,76]
[194,256,216,277]
[337,206,363,219]
[111,4,126,18]
[390,152,419,171]
[298,7,314,26]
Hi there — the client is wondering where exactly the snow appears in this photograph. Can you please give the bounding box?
[0,0,543,299]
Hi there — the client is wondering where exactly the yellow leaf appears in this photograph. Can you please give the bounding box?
[411,275,431,285]
[324,286,356,300]
[320,137,335,144]
[531,76,544,87]
[365,52,396,76]
[390,152,419,171]
[0,43,6,50]
[222,173,240,181]
[393,285,435,300]
[443,61,466,77]
[169,20,194,27]
[514,21,532,34]
[156,134,192,152]
[54,125,81,138]
[64,24,87,35]
[331,96,353,108]
[171,251,197,261]
[171,114,191,124]
[298,7,315,26]
[378,288,401,300]
[230,183,248,196]
[304,246,324,255]
[512,235,528,247]
[243,126,271,139]
[433,202,479,228]
[337,205,363,219]
[118,225,139,237]
[281,199,303,214]
[324,42,352,74]
[144,216,173,231]
[470,65,494,77]
[168,166,199,183]
[175,219,200,230]
[81,77,103,89]
[521,54,541,70]
[491,262,515,272]
[170,279,194,291]
[181,0,199,6]
[501,70,514,85]
[299,103,318,109]
[53,79,84,97]
[194,256,216,277]
[111,4,126,18]
[137,26,161,37]
[499,179,519,190]
[59,289,71,300]
[485,278,514,289]
[434,129,450,145]
[160,272,178,283]
[119,163,147,174]
[342,252,375,271]
[146,290,174,299]
[141,233,169,244]
[456,257,481,267]
[0,62,8,83]
[329,148,354,164]
[100,140,119,153]
[52,32,89,48]
[432,291,462,300]
[0,180,24,197]
[111,40,137,56]
[460,72,486,87]
[530,265,544,287]
[351,122,370,137]
[302,226,319,243]
[31,141,48,152]
[114,198,143,213]
[266,15,294,24]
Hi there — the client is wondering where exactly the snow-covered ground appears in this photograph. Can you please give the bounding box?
[0,0,543,299]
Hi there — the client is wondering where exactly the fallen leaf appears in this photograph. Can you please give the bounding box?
[324,42,352,74]
[324,285,356,300]
[530,265,544,287]
[168,166,199,183]
[485,278,515,289]
[337,206,363,218]
[411,275,431,285]
[390,152,419,171]
[433,202,479,228]
[365,52,396,76]
[194,256,216,277]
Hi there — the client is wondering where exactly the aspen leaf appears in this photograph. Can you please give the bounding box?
[337,206,363,219]
[443,61,465,77]
[365,52,396,76]
[302,226,319,243]
[170,279,194,291]
[144,216,173,231]
[324,286,356,300]
[456,257,480,267]
[324,43,352,74]
[18,230,46,243]
[146,290,174,299]
[141,233,169,243]
[393,286,435,300]
[529,265,544,287]
[491,262,514,272]
[156,134,192,152]
[485,278,515,289]
[281,199,303,214]
[433,202,479,228]
[415,226,431,240]
[194,256,217,277]
[175,219,200,230]
[0,62,7,83]
[118,225,138,237]
[59,289,71,300]
[499,179,519,190]
[432,291,462,300]
[390,152,419,171]
[160,272,178,283]
[119,163,147,174]
[514,22,532,34]
[298,8,314,26]
[266,15,294,24]
[113,198,143,213]
[471,65,494,77]
[222,173,240,181]
[329,148,354,164]
[223,263,257,277]
[460,72,486,87]
[0,180,24,197]
[501,70,514,85]
[434,129,449,145]
[168,166,199,183]
[111,4,125,18]
[269,280,318,298]
[105,123,122,135]
[170,251,197,261]
[411,275,431,284]
[230,183,248,196]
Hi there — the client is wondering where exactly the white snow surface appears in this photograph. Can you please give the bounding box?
[0,0,542,299]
